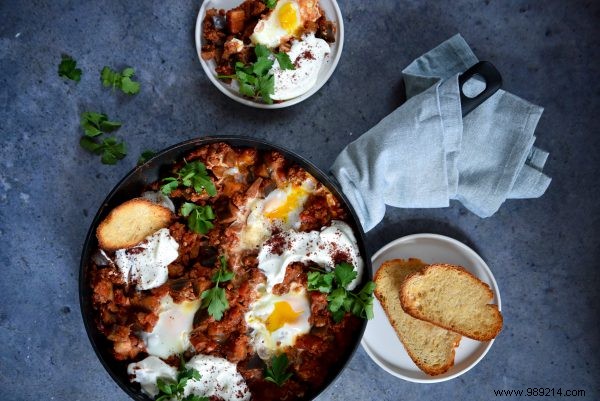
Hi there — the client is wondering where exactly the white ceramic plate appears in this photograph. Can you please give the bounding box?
[361,233,501,383]
[195,0,344,109]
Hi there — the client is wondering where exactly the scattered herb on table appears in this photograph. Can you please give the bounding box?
[101,66,140,95]
[160,160,217,196]
[137,149,156,166]
[58,54,82,82]
[308,262,376,322]
[155,356,207,401]
[80,112,122,137]
[200,255,234,321]
[80,136,127,165]
[78,112,127,165]
[218,44,294,104]
[264,353,293,387]
[180,202,215,235]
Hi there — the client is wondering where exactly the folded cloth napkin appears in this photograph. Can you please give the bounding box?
[331,34,551,231]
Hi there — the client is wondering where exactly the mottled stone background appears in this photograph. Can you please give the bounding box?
[0,0,598,400]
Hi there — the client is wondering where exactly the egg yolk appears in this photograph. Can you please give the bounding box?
[278,2,299,34]
[266,301,303,332]
[264,186,307,222]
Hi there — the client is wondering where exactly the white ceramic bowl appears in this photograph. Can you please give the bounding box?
[195,0,344,109]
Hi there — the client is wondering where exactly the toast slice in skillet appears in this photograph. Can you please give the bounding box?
[96,198,174,251]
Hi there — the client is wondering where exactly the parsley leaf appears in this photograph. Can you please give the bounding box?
[333,262,358,289]
[160,161,216,196]
[264,353,293,387]
[80,112,122,137]
[308,263,376,323]
[275,52,295,70]
[307,271,334,293]
[218,45,294,104]
[137,149,156,166]
[201,286,229,321]
[262,0,278,10]
[80,136,127,165]
[154,358,205,401]
[200,255,234,321]
[58,54,82,82]
[101,66,140,95]
[180,203,215,234]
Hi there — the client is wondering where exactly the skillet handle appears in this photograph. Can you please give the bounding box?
[458,61,503,117]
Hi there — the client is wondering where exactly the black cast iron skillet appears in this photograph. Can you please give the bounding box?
[79,136,373,401]
[79,61,502,400]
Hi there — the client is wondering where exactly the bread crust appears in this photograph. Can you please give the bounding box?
[400,264,503,341]
[96,198,174,251]
[374,259,461,376]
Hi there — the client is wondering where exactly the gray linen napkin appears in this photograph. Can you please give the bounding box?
[331,34,551,231]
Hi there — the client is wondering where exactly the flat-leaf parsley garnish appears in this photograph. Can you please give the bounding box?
[262,0,278,10]
[308,262,376,322]
[80,111,122,137]
[137,149,156,166]
[201,255,234,321]
[161,160,217,197]
[264,353,292,387]
[218,44,294,104]
[80,136,127,165]
[101,66,140,95]
[78,112,126,165]
[58,54,82,82]
[180,202,215,235]
[155,356,207,401]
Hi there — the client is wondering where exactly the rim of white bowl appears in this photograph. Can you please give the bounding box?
[195,0,345,109]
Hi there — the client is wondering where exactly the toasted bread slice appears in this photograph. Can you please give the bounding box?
[374,258,461,376]
[400,264,503,341]
[96,198,174,251]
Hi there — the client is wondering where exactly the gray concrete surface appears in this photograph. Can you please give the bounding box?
[1,0,599,400]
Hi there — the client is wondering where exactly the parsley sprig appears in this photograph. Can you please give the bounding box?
[78,112,127,165]
[218,44,294,104]
[161,161,217,197]
[137,150,156,166]
[201,255,234,321]
[308,263,376,322]
[264,353,292,387]
[155,356,207,401]
[180,203,215,234]
[262,0,278,9]
[101,66,140,95]
[58,54,82,82]
[80,112,122,137]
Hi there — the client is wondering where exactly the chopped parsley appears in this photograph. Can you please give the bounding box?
[308,263,376,322]
[58,54,82,82]
[155,356,207,401]
[201,255,234,321]
[264,353,292,387]
[101,66,140,95]
[180,203,215,234]
[160,161,217,197]
[218,44,294,104]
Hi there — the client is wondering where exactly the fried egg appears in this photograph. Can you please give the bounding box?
[251,0,304,48]
[140,294,200,359]
[245,283,311,359]
[238,178,316,250]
